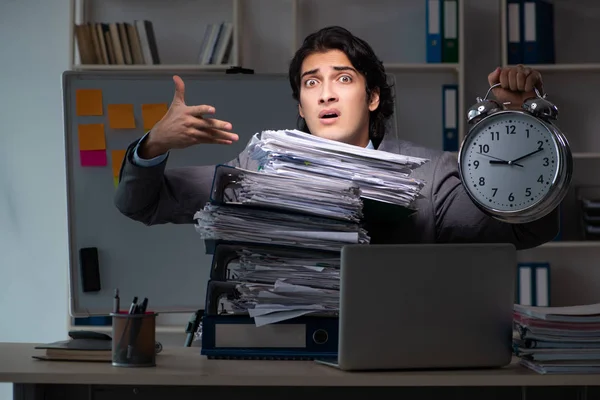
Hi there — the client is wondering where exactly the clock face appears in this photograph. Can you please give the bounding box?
[459,111,560,213]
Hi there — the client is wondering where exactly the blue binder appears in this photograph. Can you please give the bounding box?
[201,313,339,360]
[442,84,458,151]
[516,262,550,307]
[426,0,443,63]
[506,0,524,65]
[522,0,555,64]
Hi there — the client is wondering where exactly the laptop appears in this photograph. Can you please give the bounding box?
[316,243,517,371]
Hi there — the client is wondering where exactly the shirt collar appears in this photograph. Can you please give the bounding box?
[365,140,374,149]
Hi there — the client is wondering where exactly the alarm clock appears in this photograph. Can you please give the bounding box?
[458,83,572,224]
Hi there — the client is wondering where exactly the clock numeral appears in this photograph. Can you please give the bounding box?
[473,160,480,169]
[492,188,498,197]
[526,129,530,138]
[490,131,499,141]
[543,157,549,166]
[537,140,544,151]
[538,174,544,183]
[478,144,490,154]
[479,177,485,186]
[525,188,532,197]
[508,192,514,202]
[506,125,516,135]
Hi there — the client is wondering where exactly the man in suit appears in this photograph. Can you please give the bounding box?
[114,26,559,250]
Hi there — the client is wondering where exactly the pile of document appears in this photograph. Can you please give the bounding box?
[247,129,428,207]
[513,303,600,374]
[194,129,429,325]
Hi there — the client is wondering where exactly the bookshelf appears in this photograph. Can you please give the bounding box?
[69,0,241,71]
[500,0,600,306]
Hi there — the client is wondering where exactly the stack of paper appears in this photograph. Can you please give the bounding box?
[247,129,428,208]
[513,303,600,374]
[223,166,364,222]
[194,202,368,252]
[230,248,341,290]
[195,129,429,326]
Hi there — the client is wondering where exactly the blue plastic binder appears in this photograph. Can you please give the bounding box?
[517,262,550,307]
[426,0,443,63]
[506,0,524,64]
[442,84,458,152]
[201,314,339,360]
[522,0,555,64]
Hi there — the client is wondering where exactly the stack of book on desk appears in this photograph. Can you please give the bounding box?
[193,129,428,359]
[513,303,600,374]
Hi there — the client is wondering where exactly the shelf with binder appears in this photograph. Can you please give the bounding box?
[501,0,600,67]
[517,244,600,307]
[70,0,241,70]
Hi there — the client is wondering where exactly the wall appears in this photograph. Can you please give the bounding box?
[0,0,71,399]
[0,1,548,397]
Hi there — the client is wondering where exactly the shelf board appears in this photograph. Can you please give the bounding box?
[383,62,459,72]
[71,64,237,71]
[505,63,600,72]
[573,152,600,159]
[539,241,600,249]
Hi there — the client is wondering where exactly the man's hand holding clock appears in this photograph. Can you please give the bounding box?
[458,64,572,224]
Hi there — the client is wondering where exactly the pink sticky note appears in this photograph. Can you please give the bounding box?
[80,150,107,166]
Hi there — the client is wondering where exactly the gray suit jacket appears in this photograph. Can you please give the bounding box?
[114,134,559,250]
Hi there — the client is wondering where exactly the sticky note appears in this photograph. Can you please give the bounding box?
[76,89,103,116]
[78,123,106,151]
[111,149,127,177]
[114,176,119,189]
[80,150,107,167]
[107,104,136,129]
[141,103,168,130]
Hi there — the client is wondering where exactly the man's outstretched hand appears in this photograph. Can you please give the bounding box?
[139,75,239,159]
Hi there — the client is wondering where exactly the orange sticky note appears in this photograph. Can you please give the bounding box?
[78,123,106,151]
[111,149,126,177]
[76,89,103,116]
[141,103,168,130]
[107,104,136,129]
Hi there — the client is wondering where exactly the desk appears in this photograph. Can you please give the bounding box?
[0,343,598,400]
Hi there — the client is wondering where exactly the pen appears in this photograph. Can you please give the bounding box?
[138,297,148,314]
[113,288,120,314]
[128,296,138,314]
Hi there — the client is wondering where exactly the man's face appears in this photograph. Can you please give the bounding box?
[298,49,380,147]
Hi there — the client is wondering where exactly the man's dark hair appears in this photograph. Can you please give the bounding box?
[288,26,394,147]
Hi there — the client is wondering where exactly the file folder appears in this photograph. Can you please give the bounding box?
[506,0,524,65]
[517,262,550,306]
[201,313,339,360]
[442,84,458,152]
[426,0,443,63]
[523,0,555,64]
[442,0,458,63]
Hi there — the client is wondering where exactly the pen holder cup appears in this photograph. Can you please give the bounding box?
[110,312,157,367]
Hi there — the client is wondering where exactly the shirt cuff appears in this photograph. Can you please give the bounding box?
[132,131,168,167]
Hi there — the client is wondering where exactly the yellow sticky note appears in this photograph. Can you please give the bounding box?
[76,89,103,116]
[141,103,168,130]
[78,123,106,151]
[111,149,127,177]
[107,104,136,129]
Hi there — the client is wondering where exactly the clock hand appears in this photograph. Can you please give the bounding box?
[510,148,544,163]
[477,152,524,167]
[489,160,524,167]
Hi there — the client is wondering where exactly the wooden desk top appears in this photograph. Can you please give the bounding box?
[0,342,598,387]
